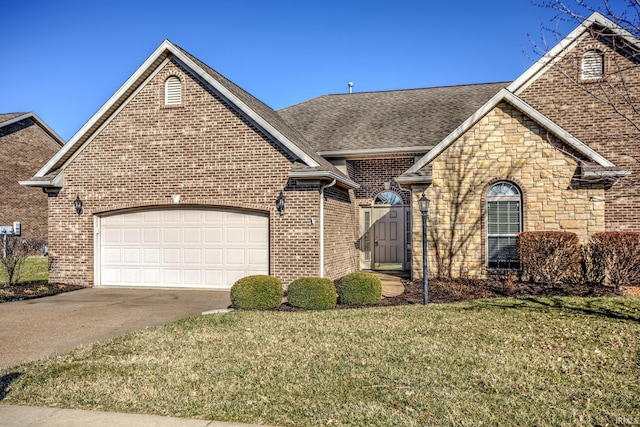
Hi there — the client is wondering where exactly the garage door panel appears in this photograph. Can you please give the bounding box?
[143,248,160,263]
[163,228,181,243]
[143,228,161,243]
[204,248,223,264]
[100,208,268,289]
[104,229,122,243]
[123,248,140,263]
[183,249,202,264]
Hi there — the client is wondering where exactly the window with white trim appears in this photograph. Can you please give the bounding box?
[374,190,403,205]
[487,181,521,269]
[165,76,182,105]
[581,50,604,80]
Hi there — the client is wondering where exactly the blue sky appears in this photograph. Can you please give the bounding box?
[1,0,602,140]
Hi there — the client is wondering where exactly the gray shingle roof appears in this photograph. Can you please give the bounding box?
[0,113,28,125]
[278,82,509,154]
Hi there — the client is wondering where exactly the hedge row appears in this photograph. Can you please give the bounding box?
[230,272,382,310]
[518,231,640,290]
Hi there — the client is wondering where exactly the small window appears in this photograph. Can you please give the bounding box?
[581,50,604,80]
[165,76,182,105]
[487,181,521,269]
[374,191,403,205]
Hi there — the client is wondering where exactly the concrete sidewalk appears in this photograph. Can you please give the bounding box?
[0,405,268,427]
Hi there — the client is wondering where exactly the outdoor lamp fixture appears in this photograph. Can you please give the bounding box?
[74,195,83,215]
[418,192,430,305]
[276,191,286,216]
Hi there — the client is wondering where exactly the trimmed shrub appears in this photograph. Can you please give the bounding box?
[518,231,581,284]
[287,278,337,310]
[585,232,640,291]
[337,272,382,305]
[230,275,283,310]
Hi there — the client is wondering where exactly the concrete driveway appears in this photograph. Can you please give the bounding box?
[0,288,231,370]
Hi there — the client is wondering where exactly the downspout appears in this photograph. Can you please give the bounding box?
[319,179,337,278]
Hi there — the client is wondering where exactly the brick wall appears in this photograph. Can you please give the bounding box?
[0,118,61,239]
[322,186,358,280]
[347,158,414,205]
[519,32,640,231]
[48,59,331,287]
[412,102,605,279]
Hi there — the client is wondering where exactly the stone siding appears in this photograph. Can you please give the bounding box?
[412,102,605,279]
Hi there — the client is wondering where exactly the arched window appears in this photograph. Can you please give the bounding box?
[487,181,521,269]
[581,50,604,80]
[165,76,182,105]
[374,190,403,205]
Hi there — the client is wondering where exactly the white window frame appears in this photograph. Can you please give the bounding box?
[486,181,522,269]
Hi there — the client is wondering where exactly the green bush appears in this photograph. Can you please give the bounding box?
[337,272,382,305]
[287,278,337,310]
[230,275,283,310]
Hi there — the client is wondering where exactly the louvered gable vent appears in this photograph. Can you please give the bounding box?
[165,76,182,105]
[581,50,604,80]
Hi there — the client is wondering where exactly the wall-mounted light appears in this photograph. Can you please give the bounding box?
[74,195,83,215]
[276,191,286,216]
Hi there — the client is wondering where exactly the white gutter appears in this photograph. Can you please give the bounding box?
[319,179,337,278]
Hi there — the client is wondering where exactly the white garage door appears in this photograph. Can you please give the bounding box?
[98,208,269,289]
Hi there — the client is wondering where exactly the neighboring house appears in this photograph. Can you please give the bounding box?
[22,12,639,288]
[0,113,64,239]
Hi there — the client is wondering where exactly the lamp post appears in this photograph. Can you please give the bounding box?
[418,192,430,305]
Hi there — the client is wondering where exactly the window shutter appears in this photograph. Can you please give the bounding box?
[582,51,603,80]
[165,76,182,105]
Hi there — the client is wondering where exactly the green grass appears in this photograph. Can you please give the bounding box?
[2,297,639,426]
[0,256,48,284]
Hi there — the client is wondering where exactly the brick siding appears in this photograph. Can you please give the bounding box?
[0,118,61,239]
[519,32,640,231]
[48,59,347,287]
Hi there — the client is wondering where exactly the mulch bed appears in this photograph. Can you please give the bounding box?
[1,277,621,306]
[0,282,84,303]
[275,277,620,311]
[379,277,620,306]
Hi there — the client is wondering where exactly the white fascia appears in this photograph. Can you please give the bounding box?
[406,89,617,175]
[288,170,360,189]
[33,42,173,178]
[318,146,433,158]
[508,12,640,95]
[34,39,321,179]
[0,112,65,147]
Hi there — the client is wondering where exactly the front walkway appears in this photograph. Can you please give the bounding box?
[368,270,409,297]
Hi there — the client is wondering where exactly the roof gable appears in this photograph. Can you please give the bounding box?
[28,41,355,188]
[399,89,624,183]
[0,112,65,147]
[508,12,640,95]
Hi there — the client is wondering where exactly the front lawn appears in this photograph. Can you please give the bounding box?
[2,296,639,426]
[0,256,48,284]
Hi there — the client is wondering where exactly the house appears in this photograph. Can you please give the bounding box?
[0,113,64,239]
[22,12,639,288]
